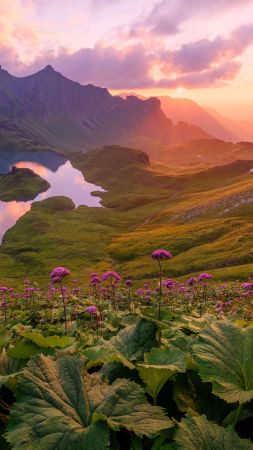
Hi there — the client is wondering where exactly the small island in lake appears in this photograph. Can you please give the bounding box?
[0,166,50,201]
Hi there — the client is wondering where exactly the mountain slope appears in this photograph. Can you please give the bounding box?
[0,146,253,281]
[147,138,253,168]
[206,107,253,142]
[158,96,240,142]
[0,66,210,153]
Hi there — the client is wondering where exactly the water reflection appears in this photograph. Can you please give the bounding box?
[0,152,104,240]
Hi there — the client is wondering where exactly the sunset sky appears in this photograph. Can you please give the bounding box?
[1,0,253,119]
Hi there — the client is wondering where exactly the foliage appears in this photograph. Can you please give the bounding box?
[193,320,253,403]
[6,355,172,449]
[0,260,252,448]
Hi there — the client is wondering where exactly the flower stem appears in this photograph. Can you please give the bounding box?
[233,403,243,428]
[60,281,67,334]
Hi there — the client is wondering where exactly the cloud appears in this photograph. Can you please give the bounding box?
[0,0,252,91]
[161,23,253,73]
[18,44,154,89]
[12,24,39,46]
[0,44,21,71]
[157,61,241,88]
[131,0,252,36]
[0,35,245,90]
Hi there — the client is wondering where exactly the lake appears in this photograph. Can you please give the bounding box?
[0,150,104,240]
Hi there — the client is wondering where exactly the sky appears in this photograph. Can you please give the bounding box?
[1,0,253,120]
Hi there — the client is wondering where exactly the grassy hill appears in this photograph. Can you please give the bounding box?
[0,166,50,201]
[147,138,253,168]
[0,146,252,283]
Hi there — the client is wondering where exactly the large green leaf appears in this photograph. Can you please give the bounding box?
[178,314,217,334]
[6,355,172,449]
[84,319,157,370]
[193,320,253,403]
[7,334,75,361]
[95,378,173,436]
[174,414,253,449]
[0,349,24,391]
[160,329,192,351]
[24,332,75,349]
[83,343,135,369]
[137,347,186,402]
[110,318,157,362]
[7,341,52,360]
[6,355,110,450]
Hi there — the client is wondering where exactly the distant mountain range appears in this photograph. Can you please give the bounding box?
[119,92,253,143]
[0,65,210,153]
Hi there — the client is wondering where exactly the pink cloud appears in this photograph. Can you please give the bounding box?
[17,44,154,89]
[131,0,253,36]
[161,23,253,73]
[157,61,241,89]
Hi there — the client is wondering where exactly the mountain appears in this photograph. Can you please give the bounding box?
[206,107,253,142]
[157,96,240,142]
[147,138,253,167]
[118,92,249,143]
[117,91,146,100]
[0,65,210,153]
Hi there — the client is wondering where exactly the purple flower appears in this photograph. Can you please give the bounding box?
[225,300,233,306]
[136,288,144,297]
[125,280,133,287]
[166,279,176,288]
[73,287,80,293]
[151,249,172,260]
[84,306,98,315]
[198,273,213,281]
[178,286,187,294]
[25,287,36,293]
[91,275,101,284]
[50,287,57,294]
[102,271,121,282]
[216,302,224,308]
[188,277,197,286]
[242,282,253,290]
[0,287,8,292]
[50,267,70,283]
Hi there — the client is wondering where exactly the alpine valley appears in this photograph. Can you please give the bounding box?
[0,66,253,282]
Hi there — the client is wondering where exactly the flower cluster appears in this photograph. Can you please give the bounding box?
[50,267,70,283]
[102,271,121,282]
[151,249,172,260]
[84,305,98,315]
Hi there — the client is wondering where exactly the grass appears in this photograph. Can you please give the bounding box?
[0,167,50,201]
[0,145,252,283]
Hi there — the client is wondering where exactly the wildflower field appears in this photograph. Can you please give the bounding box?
[0,250,253,449]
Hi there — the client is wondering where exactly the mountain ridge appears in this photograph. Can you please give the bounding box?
[0,65,211,153]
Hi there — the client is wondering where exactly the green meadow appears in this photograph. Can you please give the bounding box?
[0,146,252,283]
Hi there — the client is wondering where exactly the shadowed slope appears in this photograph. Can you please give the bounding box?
[0,66,210,153]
